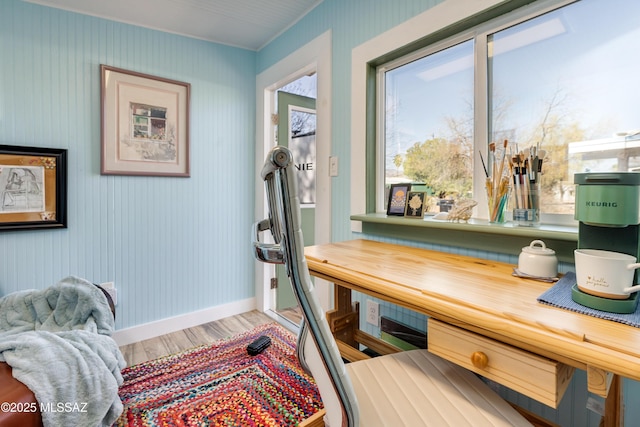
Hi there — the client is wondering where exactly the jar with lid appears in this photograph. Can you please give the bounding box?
[518,240,558,278]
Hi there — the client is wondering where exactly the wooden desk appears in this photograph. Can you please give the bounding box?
[305,239,638,427]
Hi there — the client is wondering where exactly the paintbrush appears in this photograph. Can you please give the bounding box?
[489,142,497,200]
[511,155,521,209]
[523,158,532,208]
[521,159,527,207]
[497,139,508,185]
[489,142,496,180]
[479,150,489,178]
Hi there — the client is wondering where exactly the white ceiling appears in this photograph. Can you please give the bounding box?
[24,0,323,51]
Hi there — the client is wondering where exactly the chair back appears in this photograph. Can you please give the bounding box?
[253,146,359,427]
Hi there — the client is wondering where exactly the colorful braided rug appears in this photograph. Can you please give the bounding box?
[115,323,324,426]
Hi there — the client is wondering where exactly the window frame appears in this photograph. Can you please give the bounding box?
[374,0,580,225]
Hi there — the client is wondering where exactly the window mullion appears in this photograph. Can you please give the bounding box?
[474,30,490,220]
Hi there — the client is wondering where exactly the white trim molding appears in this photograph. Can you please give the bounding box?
[112,297,256,346]
[255,30,333,312]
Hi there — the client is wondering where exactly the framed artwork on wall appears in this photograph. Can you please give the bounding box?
[100,65,191,177]
[386,183,411,216]
[0,145,67,231]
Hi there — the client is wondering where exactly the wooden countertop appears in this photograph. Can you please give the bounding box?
[304,239,640,382]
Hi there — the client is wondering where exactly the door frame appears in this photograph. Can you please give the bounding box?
[254,30,333,314]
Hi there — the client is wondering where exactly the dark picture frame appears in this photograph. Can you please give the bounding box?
[0,145,67,231]
[405,191,426,218]
[100,65,190,177]
[386,183,411,216]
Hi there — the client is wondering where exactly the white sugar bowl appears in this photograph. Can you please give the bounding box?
[518,240,558,278]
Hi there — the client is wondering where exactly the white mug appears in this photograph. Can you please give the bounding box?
[574,249,640,299]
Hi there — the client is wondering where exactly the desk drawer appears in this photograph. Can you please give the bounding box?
[427,319,573,408]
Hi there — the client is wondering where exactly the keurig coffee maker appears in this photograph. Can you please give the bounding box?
[572,172,640,313]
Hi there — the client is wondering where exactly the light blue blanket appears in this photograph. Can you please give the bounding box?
[0,276,126,427]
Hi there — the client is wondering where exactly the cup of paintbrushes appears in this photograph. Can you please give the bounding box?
[511,152,542,227]
[481,140,510,224]
[487,176,510,224]
[513,180,540,226]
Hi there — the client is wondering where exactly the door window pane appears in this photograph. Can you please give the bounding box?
[290,110,316,205]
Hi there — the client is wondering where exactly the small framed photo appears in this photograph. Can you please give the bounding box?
[405,191,426,218]
[101,65,190,177]
[0,145,67,231]
[386,183,411,216]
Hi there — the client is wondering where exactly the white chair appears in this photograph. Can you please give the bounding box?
[253,146,532,427]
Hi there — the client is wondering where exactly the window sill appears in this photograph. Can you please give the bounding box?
[351,213,578,262]
[351,212,577,240]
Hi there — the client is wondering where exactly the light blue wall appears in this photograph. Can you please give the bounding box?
[2,0,638,425]
[0,0,256,330]
[256,0,639,426]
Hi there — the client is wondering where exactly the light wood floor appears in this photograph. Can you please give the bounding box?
[277,306,303,325]
[119,310,278,367]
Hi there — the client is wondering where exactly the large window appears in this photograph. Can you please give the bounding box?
[379,0,640,221]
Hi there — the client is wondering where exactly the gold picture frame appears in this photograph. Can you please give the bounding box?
[100,65,190,177]
[405,191,426,218]
[0,145,67,231]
